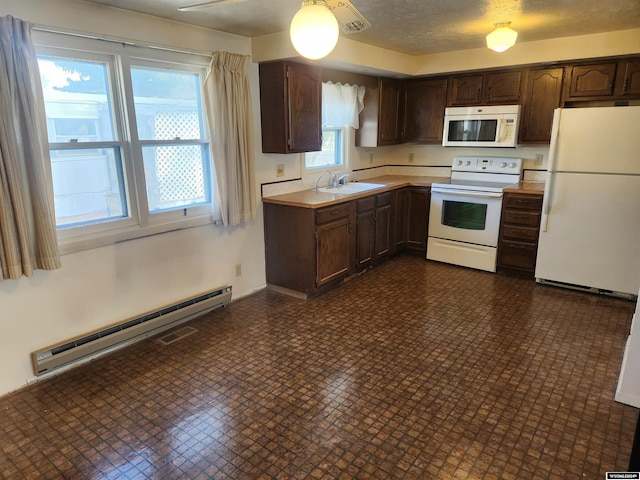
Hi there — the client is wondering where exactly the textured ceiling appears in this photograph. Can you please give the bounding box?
[80,0,640,55]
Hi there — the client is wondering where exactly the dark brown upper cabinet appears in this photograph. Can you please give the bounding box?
[447,70,522,106]
[356,77,402,147]
[519,67,564,144]
[401,78,448,143]
[564,62,617,100]
[565,58,640,102]
[259,61,322,153]
[615,59,640,97]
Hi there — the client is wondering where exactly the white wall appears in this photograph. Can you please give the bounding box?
[0,0,268,397]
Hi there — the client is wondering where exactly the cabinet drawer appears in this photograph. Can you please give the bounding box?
[503,210,541,227]
[316,203,352,224]
[503,195,543,211]
[376,192,392,207]
[357,196,375,212]
[499,240,537,270]
[502,225,539,243]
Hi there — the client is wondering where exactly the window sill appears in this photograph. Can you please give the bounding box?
[57,214,216,255]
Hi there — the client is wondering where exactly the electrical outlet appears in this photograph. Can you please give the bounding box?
[535,154,543,165]
[235,264,242,277]
[408,152,414,163]
[276,164,285,177]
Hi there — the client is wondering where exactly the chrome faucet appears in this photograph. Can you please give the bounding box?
[315,170,334,191]
[337,173,350,187]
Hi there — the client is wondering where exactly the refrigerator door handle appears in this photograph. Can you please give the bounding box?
[540,108,563,232]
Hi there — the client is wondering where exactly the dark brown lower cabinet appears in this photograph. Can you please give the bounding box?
[405,187,430,255]
[264,186,431,297]
[374,194,392,261]
[497,192,543,278]
[392,188,408,253]
[356,196,376,270]
[355,192,392,271]
[316,215,352,286]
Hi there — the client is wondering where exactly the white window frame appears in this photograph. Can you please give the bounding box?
[302,126,350,186]
[35,32,215,254]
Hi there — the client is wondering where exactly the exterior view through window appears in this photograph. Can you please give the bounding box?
[39,56,125,227]
[130,67,210,212]
[305,128,342,169]
[37,45,212,239]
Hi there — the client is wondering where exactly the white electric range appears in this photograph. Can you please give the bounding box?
[427,156,523,272]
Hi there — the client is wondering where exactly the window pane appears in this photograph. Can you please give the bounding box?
[51,147,127,228]
[305,129,342,168]
[38,57,116,142]
[142,145,210,212]
[131,67,203,140]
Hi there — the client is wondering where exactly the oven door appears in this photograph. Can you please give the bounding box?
[428,187,503,247]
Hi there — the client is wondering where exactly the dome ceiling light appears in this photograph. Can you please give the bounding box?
[486,22,518,52]
[290,0,371,60]
[290,0,339,60]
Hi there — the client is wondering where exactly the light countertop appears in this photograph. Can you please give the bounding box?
[503,181,545,194]
[262,175,448,208]
[262,176,544,209]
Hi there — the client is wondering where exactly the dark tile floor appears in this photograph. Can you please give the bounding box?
[1,256,638,479]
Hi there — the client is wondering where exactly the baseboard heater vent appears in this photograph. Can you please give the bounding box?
[32,286,232,376]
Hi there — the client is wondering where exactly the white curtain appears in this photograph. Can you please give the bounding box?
[203,51,257,226]
[0,16,61,281]
[322,81,366,128]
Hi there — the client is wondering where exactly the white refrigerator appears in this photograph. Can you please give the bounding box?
[535,106,640,297]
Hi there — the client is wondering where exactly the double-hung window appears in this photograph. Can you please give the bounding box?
[36,34,214,252]
[304,127,344,170]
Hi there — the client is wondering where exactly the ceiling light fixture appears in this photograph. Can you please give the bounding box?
[290,0,339,60]
[486,22,518,52]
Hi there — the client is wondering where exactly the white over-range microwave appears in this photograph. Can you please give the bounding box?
[442,104,521,148]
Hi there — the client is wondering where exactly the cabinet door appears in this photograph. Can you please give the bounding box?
[565,63,617,99]
[401,78,447,143]
[406,188,430,254]
[259,61,321,154]
[392,189,408,253]
[356,209,375,270]
[288,63,322,152]
[485,71,522,103]
[448,74,484,105]
[616,59,640,96]
[316,217,352,286]
[519,67,564,144]
[375,203,392,260]
[378,78,401,145]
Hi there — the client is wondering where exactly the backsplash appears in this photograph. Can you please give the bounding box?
[523,170,547,182]
[261,165,451,198]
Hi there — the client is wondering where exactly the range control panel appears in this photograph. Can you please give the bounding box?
[452,156,523,175]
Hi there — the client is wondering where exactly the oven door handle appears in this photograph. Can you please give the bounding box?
[431,187,503,199]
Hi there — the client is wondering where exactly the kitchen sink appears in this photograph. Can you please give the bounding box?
[316,182,385,195]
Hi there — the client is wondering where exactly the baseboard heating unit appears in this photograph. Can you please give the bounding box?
[32,286,232,376]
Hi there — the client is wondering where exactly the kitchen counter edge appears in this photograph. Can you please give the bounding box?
[262,175,448,208]
[503,181,545,195]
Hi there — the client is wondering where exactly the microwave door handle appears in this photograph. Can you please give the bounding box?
[431,187,503,199]
[497,119,505,142]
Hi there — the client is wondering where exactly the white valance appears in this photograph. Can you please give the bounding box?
[322,81,366,129]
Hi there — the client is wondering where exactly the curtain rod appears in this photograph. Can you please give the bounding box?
[32,24,214,59]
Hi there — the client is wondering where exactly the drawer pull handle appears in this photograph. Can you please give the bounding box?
[330,209,340,215]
